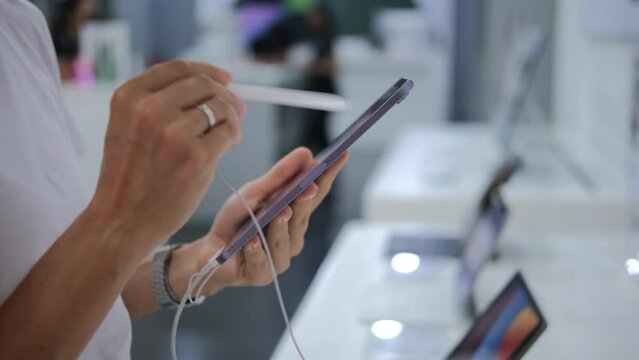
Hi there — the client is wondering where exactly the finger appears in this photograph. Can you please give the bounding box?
[182,97,235,137]
[289,182,318,257]
[312,152,349,211]
[264,206,293,273]
[242,236,272,286]
[207,80,245,118]
[125,76,238,139]
[153,74,246,117]
[241,147,314,202]
[156,119,199,163]
[132,60,233,92]
[200,98,243,165]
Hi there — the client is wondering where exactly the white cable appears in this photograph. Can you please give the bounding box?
[171,252,221,360]
[170,172,307,360]
[216,173,307,360]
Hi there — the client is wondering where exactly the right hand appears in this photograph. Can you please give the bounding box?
[89,60,246,257]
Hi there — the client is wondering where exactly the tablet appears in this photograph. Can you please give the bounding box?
[216,78,414,264]
[384,155,520,261]
[446,272,547,360]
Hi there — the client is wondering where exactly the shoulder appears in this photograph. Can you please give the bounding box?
[0,0,58,65]
[0,0,49,29]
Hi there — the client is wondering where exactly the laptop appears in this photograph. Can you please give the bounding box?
[386,154,520,262]
[494,27,549,153]
[360,190,510,324]
[366,272,547,360]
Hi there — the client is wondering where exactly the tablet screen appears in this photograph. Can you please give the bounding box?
[447,273,547,360]
[216,78,414,263]
[456,193,509,311]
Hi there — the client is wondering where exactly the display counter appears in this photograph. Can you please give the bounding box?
[362,125,632,234]
[271,221,639,359]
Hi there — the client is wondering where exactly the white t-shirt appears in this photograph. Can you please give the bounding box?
[0,1,132,358]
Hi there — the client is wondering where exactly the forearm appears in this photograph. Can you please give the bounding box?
[0,207,147,359]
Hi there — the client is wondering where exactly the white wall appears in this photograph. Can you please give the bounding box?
[552,0,637,187]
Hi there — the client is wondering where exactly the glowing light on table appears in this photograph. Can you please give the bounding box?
[371,320,404,340]
[391,252,420,274]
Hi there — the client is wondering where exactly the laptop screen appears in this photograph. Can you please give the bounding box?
[495,28,548,151]
[459,155,520,247]
[447,273,547,360]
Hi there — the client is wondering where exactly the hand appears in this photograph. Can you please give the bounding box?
[174,147,349,296]
[89,60,247,260]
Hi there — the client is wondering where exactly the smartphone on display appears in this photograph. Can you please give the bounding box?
[216,78,414,264]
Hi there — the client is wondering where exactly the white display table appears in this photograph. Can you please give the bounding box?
[362,125,632,234]
[271,221,639,360]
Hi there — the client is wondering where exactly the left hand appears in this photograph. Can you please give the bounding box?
[171,147,349,296]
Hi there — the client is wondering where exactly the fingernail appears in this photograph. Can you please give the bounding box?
[223,69,233,81]
[305,188,319,200]
[249,237,260,249]
[279,212,292,224]
[278,207,293,223]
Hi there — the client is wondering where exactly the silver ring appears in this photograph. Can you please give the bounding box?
[197,103,216,133]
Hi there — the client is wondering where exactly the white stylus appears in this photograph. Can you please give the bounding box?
[230,83,351,112]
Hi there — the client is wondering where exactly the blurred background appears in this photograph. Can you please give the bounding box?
[30,0,639,359]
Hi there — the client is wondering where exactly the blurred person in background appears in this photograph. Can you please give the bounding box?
[295,5,337,155]
[0,0,348,358]
[247,3,340,257]
[249,3,338,156]
[50,0,97,80]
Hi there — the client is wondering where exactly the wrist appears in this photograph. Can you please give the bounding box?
[165,243,201,299]
[168,240,226,298]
